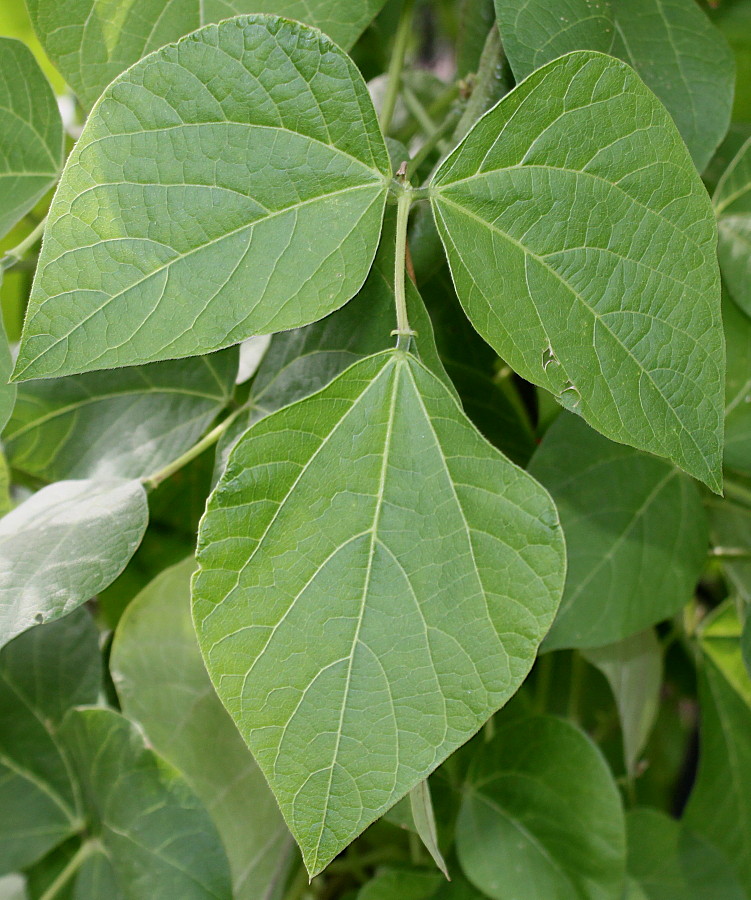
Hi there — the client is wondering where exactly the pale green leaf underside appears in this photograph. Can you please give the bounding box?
[0,611,101,873]
[61,708,232,899]
[0,479,148,648]
[457,716,625,900]
[193,350,565,874]
[431,51,723,490]
[5,348,237,481]
[714,137,751,318]
[14,16,390,381]
[111,558,295,900]
[27,0,388,109]
[529,414,708,649]
[0,37,63,240]
[495,0,734,172]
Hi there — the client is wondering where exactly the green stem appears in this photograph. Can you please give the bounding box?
[380,0,416,135]
[453,24,506,143]
[39,841,95,900]
[402,86,437,136]
[142,405,245,491]
[406,110,460,179]
[709,546,751,560]
[393,186,414,350]
[1,216,47,270]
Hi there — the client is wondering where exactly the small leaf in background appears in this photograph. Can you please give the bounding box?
[456,715,626,900]
[0,610,101,873]
[707,0,751,122]
[714,138,751,318]
[26,0,389,110]
[5,349,238,481]
[357,869,442,900]
[529,414,708,649]
[685,604,751,895]
[409,780,449,879]
[0,479,148,648]
[0,37,62,240]
[722,294,751,475]
[14,16,391,381]
[194,350,565,874]
[584,631,663,778]
[431,51,723,490]
[495,0,734,173]
[494,0,615,78]
[60,707,232,899]
[456,0,496,76]
[626,808,746,900]
[111,558,295,900]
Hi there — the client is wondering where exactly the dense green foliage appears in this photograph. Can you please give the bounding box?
[0,1,749,897]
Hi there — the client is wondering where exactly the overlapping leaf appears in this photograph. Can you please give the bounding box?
[431,51,724,489]
[27,0,389,110]
[0,611,100,874]
[456,715,626,900]
[5,348,238,481]
[194,349,566,874]
[495,0,734,172]
[714,137,751,317]
[0,479,148,647]
[529,414,708,649]
[14,16,391,381]
[111,558,295,900]
[0,37,63,240]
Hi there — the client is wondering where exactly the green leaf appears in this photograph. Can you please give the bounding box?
[714,137,751,318]
[0,479,148,648]
[610,0,734,173]
[430,51,723,490]
[456,715,626,900]
[0,300,15,435]
[627,808,747,900]
[696,601,751,710]
[722,295,751,475]
[685,639,751,895]
[494,0,615,79]
[14,15,391,382]
[358,869,442,900]
[495,0,734,173]
[707,496,751,604]
[111,558,295,900]
[529,413,708,649]
[0,610,101,873]
[409,780,449,879]
[60,707,232,899]
[5,349,238,481]
[27,1,388,110]
[193,349,566,874]
[0,37,63,240]
[583,631,662,778]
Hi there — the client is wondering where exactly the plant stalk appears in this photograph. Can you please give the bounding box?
[1,216,47,271]
[393,183,414,350]
[453,24,506,143]
[380,0,416,135]
[39,841,95,900]
[142,405,245,491]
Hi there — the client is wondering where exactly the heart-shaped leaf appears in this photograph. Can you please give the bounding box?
[14,16,391,381]
[430,51,723,490]
[193,350,565,874]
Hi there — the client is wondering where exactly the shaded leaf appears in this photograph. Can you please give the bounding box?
[715,137,751,318]
[61,708,232,899]
[706,497,751,603]
[627,808,747,900]
[14,16,390,381]
[27,0,389,110]
[5,349,237,481]
[456,715,626,900]
[194,349,565,874]
[0,37,62,240]
[0,611,101,874]
[0,479,148,648]
[409,780,449,879]
[358,869,442,900]
[529,413,707,649]
[584,631,662,778]
[431,51,723,489]
[722,295,751,475]
[696,601,751,710]
[111,558,295,900]
[0,273,15,434]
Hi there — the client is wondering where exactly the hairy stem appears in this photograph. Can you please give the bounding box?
[393,185,414,350]
[1,216,47,271]
[453,24,507,143]
[380,0,416,135]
